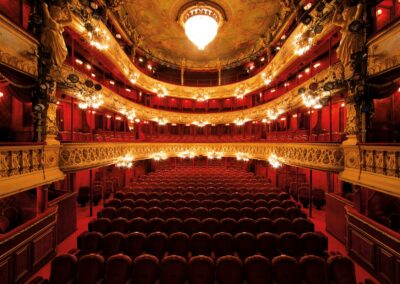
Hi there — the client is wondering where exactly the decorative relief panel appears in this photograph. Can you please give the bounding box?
[341,144,400,197]
[0,144,64,198]
[368,21,400,76]
[60,65,331,125]
[0,15,38,76]
[60,142,343,172]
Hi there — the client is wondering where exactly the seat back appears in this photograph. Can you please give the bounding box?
[272,255,301,284]
[300,255,329,284]
[279,232,302,257]
[327,256,357,284]
[216,255,243,284]
[188,255,214,284]
[213,232,235,257]
[133,254,159,284]
[257,232,279,258]
[89,218,111,235]
[160,255,187,284]
[147,232,168,259]
[125,232,147,258]
[104,254,132,284]
[102,232,125,257]
[234,232,257,260]
[168,232,190,257]
[244,255,272,284]
[49,254,77,284]
[76,254,104,284]
[81,231,103,254]
[191,232,212,256]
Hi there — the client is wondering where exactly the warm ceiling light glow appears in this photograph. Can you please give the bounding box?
[115,33,122,39]
[192,120,209,127]
[292,114,298,118]
[126,88,131,92]
[178,150,196,159]
[341,102,345,107]
[304,3,312,10]
[313,62,321,68]
[85,64,92,70]
[91,73,96,78]
[88,27,110,50]
[284,82,290,87]
[130,73,140,84]
[262,73,273,86]
[268,153,283,169]
[77,92,103,109]
[0,91,4,98]
[236,152,250,162]
[233,118,249,126]
[260,57,265,62]
[297,74,303,79]
[151,151,168,161]
[116,154,134,168]
[305,68,310,73]
[234,84,248,99]
[270,89,276,93]
[109,80,115,85]
[75,59,83,65]
[147,64,152,70]
[207,151,223,160]
[377,9,383,16]
[138,57,144,62]
[178,2,225,50]
[267,108,284,120]
[193,90,210,101]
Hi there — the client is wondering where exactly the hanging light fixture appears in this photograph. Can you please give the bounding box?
[266,108,284,120]
[77,92,104,109]
[207,151,223,159]
[234,84,248,99]
[151,151,168,161]
[153,84,169,98]
[129,73,140,84]
[192,120,209,127]
[178,150,196,159]
[116,154,134,168]
[233,118,249,126]
[268,153,282,169]
[87,24,110,51]
[236,152,251,162]
[178,1,226,50]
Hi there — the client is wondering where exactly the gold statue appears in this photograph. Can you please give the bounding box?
[332,2,364,79]
[41,1,72,67]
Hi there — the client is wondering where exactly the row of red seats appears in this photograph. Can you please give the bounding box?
[88,216,314,236]
[99,204,305,221]
[33,253,358,284]
[77,231,327,260]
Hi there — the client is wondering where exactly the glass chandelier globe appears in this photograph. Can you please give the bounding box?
[184,14,218,50]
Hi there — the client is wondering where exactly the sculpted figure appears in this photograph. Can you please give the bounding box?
[332,2,364,79]
[41,1,72,67]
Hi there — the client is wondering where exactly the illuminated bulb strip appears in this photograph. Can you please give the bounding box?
[236,152,250,162]
[116,154,134,168]
[192,121,209,127]
[177,150,196,159]
[266,108,284,120]
[207,151,223,160]
[151,151,168,161]
[268,153,282,169]
[233,118,249,126]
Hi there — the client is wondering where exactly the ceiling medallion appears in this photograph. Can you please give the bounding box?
[177,1,226,50]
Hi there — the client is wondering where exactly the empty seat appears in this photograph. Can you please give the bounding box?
[76,254,104,284]
[255,207,270,219]
[241,199,255,208]
[79,231,103,255]
[300,255,329,284]
[220,218,237,235]
[99,207,117,220]
[178,207,193,220]
[106,198,121,209]
[194,207,208,220]
[279,232,303,258]
[130,217,147,233]
[224,207,240,220]
[133,254,159,284]
[160,255,187,284]
[188,255,214,284]
[238,218,256,234]
[163,207,178,219]
[121,199,135,209]
[213,232,235,258]
[270,207,287,220]
[125,232,147,259]
[278,192,290,201]
[110,217,129,233]
[267,199,281,209]
[272,255,301,284]
[293,218,314,235]
[116,206,132,219]
[102,232,125,258]
[275,218,293,234]
[201,218,219,236]
[216,255,243,284]
[286,207,303,220]
[48,254,77,284]
[135,199,148,208]
[165,218,183,235]
[168,232,190,257]
[257,232,279,259]
[327,255,357,284]
[103,254,132,284]
[183,218,202,235]
[148,199,161,208]
[148,232,168,260]
[244,255,272,284]
[191,232,212,256]
[301,232,327,257]
[147,217,165,233]
[147,207,163,218]
[209,207,224,220]
[282,200,297,209]
[235,232,257,260]
[240,207,255,219]
[89,218,110,235]
[255,218,275,234]
[132,207,147,218]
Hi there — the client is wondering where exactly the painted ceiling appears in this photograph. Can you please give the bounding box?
[123,0,281,70]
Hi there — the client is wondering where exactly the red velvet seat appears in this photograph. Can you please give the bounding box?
[160,255,187,284]
[300,232,328,257]
[278,192,290,201]
[102,232,125,258]
[183,218,202,235]
[209,207,224,220]
[116,206,132,219]
[147,217,165,233]
[270,207,287,220]
[114,191,125,200]
[110,217,129,234]
[188,255,214,284]
[272,255,301,284]
[103,254,132,284]
[201,218,219,235]
[257,232,279,259]
[193,207,208,220]
[281,200,297,209]
[300,255,329,284]
[327,255,357,284]
[147,207,163,218]
[220,218,237,235]
[148,199,161,208]
[255,217,275,234]
[216,255,243,284]
[244,255,272,284]
[147,232,168,260]
[121,199,135,209]
[48,254,77,284]
[132,207,147,218]
[133,254,159,284]
[99,207,117,220]
[79,231,103,255]
[125,232,147,259]
[76,254,104,284]
[163,207,178,219]
[178,207,193,220]
[224,207,240,220]
[238,218,256,234]
[189,200,201,209]
[293,218,314,235]
[274,217,293,234]
[106,199,122,209]
[240,207,255,219]
[89,218,110,235]
[165,218,183,234]
[168,232,190,257]
[213,232,235,258]
[267,199,281,209]
[241,199,255,208]
[255,207,270,219]
[130,217,147,233]
[191,232,212,256]
[234,232,257,260]
[279,232,303,258]
[135,199,149,208]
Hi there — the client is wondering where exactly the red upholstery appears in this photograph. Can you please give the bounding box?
[191,232,212,256]
[76,254,104,284]
[168,232,190,257]
[49,254,77,284]
[244,255,272,284]
[103,254,132,284]
[133,254,159,284]
[188,255,214,284]
[216,255,243,284]
[160,255,187,284]
[125,232,147,259]
[300,255,329,284]
[327,255,357,284]
[272,255,301,284]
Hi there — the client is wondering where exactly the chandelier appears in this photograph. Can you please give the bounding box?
[234,84,248,99]
[151,151,168,161]
[294,31,313,56]
[266,108,284,120]
[120,108,136,122]
[153,84,169,98]
[207,151,223,160]
[262,73,273,86]
[233,118,249,126]
[178,150,196,159]
[178,1,226,50]
[153,117,168,125]
[129,73,140,84]
[192,120,209,127]
[236,152,250,162]
[87,25,110,51]
[77,92,104,109]
[116,154,134,168]
[268,153,282,169]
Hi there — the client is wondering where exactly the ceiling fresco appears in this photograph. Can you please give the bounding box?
[123,0,281,70]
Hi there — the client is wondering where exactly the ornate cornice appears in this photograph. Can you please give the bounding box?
[67,6,336,99]
[59,65,334,124]
[340,144,400,197]
[0,14,38,77]
[368,20,400,76]
[59,142,343,172]
[0,144,65,198]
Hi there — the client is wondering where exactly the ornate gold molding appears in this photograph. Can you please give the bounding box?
[368,20,400,76]
[59,142,343,172]
[340,144,400,197]
[0,14,38,76]
[67,7,336,99]
[0,144,65,198]
[60,65,333,124]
